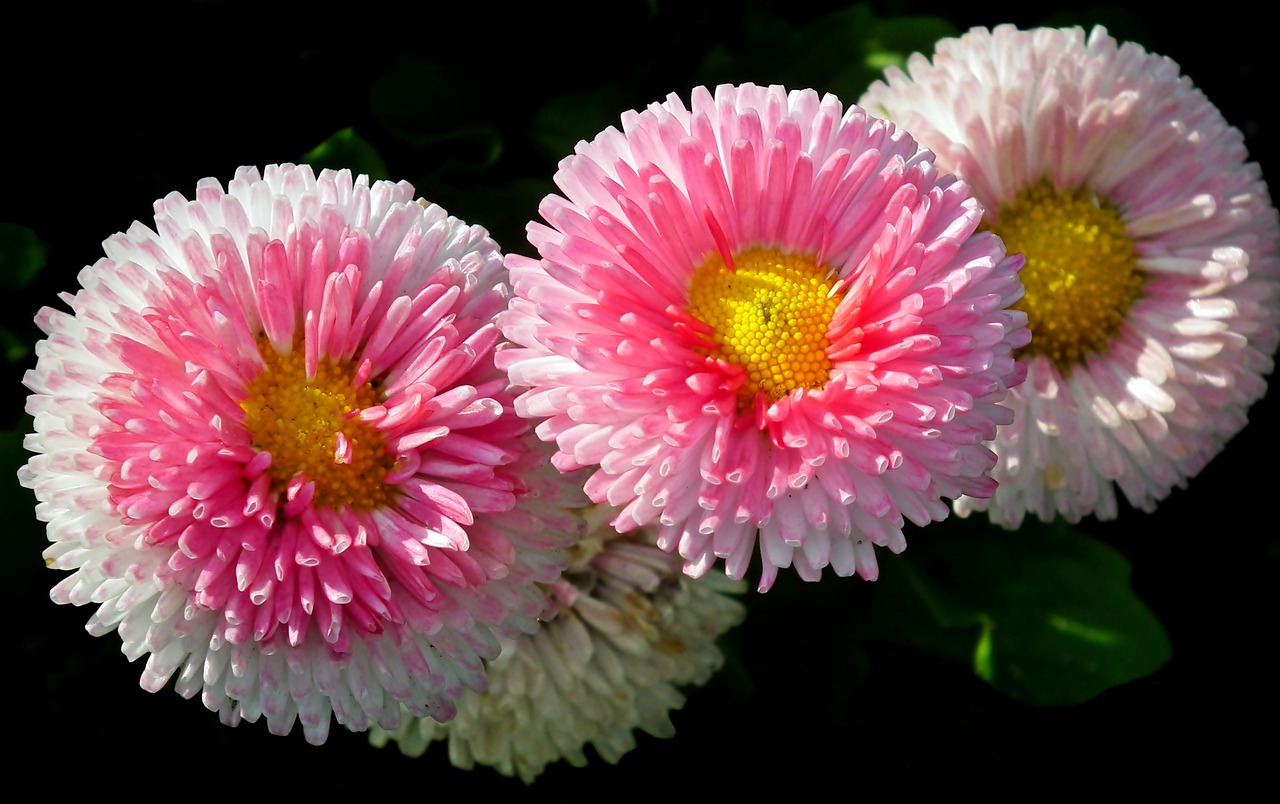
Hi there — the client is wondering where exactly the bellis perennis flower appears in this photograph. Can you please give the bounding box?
[499,83,1029,591]
[370,504,746,782]
[20,164,573,744]
[861,26,1280,526]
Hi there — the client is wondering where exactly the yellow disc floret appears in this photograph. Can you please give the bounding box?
[241,337,395,511]
[985,179,1145,371]
[687,248,841,408]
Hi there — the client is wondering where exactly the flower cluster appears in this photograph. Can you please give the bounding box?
[17,18,1277,782]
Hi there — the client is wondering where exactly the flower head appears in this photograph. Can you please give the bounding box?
[500,83,1029,591]
[861,25,1280,526]
[369,504,746,782]
[20,164,573,744]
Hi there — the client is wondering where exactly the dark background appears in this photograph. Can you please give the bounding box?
[2,1,1274,794]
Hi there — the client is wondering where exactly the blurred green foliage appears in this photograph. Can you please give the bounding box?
[0,223,44,363]
[303,128,391,183]
[872,518,1171,705]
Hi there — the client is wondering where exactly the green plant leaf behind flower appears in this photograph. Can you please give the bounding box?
[0,222,45,293]
[302,128,390,182]
[859,14,958,79]
[368,56,503,177]
[869,517,1172,706]
[696,2,956,106]
[529,85,638,167]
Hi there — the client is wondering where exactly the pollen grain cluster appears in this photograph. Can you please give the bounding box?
[687,248,840,407]
[986,179,1145,371]
[241,337,395,512]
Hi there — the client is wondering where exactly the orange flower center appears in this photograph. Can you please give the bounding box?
[986,179,1145,371]
[240,337,395,511]
[687,248,841,408]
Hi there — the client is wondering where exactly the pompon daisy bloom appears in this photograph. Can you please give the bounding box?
[369,503,747,782]
[499,83,1029,591]
[19,164,574,744]
[860,25,1280,527]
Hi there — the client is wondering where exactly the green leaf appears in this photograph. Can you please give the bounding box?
[302,128,390,182]
[368,57,503,175]
[530,86,635,165]
[695,3,957,103]
[0,222,46,291]
[864,15,958,60]
[369,58,460,147]
[0,325,29,362]
[871,518,1171,705]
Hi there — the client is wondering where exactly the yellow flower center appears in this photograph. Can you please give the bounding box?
[241,337,395,511]
[985,179,1144,370]
[687,248,840,407]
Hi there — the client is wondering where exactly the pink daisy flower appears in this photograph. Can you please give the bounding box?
[370,504,746,782]
[860,25,1280,526]
[499,83,1029,591]
[20,164,573,744]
